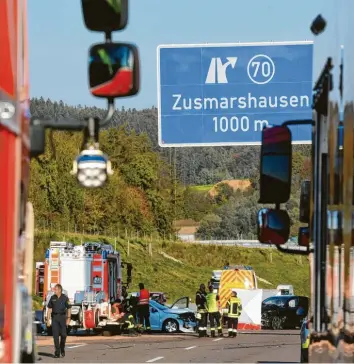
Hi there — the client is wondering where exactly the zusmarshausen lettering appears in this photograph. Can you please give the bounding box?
[172,93,310,110]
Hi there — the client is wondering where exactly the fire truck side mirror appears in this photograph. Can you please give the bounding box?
[299,180,311,223]
[298,226,310,247]
[30,122,46,158]
[257,208,290,245]
[81,0,128,32]
[88,42,140,99]
[258,125,292,204]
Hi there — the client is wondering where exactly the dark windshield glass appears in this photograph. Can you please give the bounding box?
[263,297,289,307]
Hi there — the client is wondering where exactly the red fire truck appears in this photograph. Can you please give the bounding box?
[0,0,36,362]
[37,241,132,335]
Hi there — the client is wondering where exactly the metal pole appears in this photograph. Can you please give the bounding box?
[313,111,327,333]
[313,114,321,332]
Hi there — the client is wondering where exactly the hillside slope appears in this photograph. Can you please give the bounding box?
[34,231,310,303]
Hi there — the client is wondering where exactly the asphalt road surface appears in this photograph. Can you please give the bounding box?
[36,330,301,363]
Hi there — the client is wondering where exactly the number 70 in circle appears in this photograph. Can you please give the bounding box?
[247,54,275,84]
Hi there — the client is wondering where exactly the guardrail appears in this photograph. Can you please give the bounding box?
[183,240,306,250]
[185,240,274,248]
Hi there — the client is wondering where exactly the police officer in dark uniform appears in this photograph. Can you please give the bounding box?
[46,284,71,358]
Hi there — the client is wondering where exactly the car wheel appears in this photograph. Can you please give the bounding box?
[271,316,283,330]
[20,341,36,363]
[163,319,179,333]
[46,327,53,336]
[301,348,308,363]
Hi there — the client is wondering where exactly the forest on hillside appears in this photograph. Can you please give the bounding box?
[29,97,311,239]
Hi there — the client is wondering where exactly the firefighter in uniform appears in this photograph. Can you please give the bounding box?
[112,296,138,336]
[196,284,208,337]
[226,291,242,337]
[206,285,223,337]
[46,284,71,358]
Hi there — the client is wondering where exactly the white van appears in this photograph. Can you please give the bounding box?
[276,285,294,295]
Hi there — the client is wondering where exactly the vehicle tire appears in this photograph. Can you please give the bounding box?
[46,327,53,336]
[102,329,112,336]
[301,348,309,363]
[271,316,283,330]
[67,326,72,335]
[21,340,35,363]
[21,350,35,363]
[163,319,179,333]
[94,310,100,328]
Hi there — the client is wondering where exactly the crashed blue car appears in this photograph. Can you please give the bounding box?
[149,296,196,333]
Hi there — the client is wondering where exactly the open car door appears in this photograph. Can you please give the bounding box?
[169,296,190,310]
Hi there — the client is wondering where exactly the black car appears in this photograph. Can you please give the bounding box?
[261,295,309,330]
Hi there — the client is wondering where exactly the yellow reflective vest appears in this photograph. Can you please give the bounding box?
[206,292,219,313]
[227,297,242,318]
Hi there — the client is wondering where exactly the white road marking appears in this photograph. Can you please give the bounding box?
[146,357,164,363]
[67,343,87,349]
[185,346,197,350]
[213,338,224,342]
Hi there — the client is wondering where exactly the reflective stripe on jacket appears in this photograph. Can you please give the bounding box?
[138,289,150,305]
[227,297,242,318]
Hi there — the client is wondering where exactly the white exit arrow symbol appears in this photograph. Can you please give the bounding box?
[216,57,237,83]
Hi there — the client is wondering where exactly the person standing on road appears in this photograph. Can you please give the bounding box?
[46,284,71,358]
[196,283,208,337]
[226,291,242,337]
[137,283,151,333]
[206,285,223,337]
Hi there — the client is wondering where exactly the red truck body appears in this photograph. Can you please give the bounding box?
[0,0,32,362]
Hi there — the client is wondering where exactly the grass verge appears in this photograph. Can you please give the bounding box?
[189,185,214,193]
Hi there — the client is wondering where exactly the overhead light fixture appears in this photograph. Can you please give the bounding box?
[71,147,113,188]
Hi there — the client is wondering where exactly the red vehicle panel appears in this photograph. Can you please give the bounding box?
[0,0,31,362]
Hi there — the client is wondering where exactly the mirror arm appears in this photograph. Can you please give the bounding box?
[33,99,115,131]
[282,119,314,127]
[105,31,112,42]
[276,244,312,256]
[32,118,87,132]
[100,99,115,128]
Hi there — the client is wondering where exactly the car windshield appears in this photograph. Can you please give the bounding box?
[151,293,165,301]
[263,297,290,307]
[151,300,168,310]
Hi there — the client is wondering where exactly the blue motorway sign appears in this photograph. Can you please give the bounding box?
[157,41,313,147]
